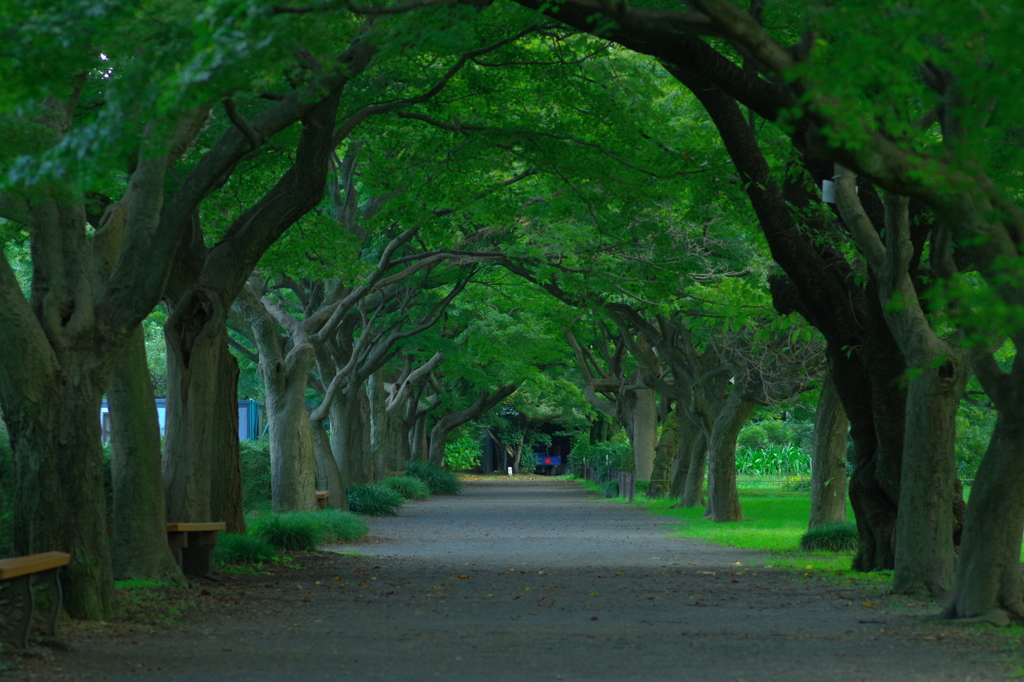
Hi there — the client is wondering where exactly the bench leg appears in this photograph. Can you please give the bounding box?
[0,575,35,650]
[31,568,64,636]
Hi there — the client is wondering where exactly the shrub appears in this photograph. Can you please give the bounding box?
[570,435,633,477]
[250,512,322,551]
[601,479,619,498]
[800,522,859,552]
[215,533,278,564]
[307,509,369,542]
[240,440,272,510]
[346,484,405,516]
[405,461,462,495]
[381,475,431,501]
[443,430,483,472]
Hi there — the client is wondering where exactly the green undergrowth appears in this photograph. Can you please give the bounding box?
[217,509,369,565]
[381,475,431,501]
[346,483,406,516]
[406,461,462,495]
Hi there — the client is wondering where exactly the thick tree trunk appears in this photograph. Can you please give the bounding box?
[209,348,244,532]
[163,290,227,523]
[627,388,658,481]
[669,411,706,506]
[945,410,1024,625]
[704,392,755,522]
[648,408,679,498]
[808,374,849,530]
[893,354,968,597]
[614,387,655,477]
[831,337,904,572]
[368,373,389,480]
[410,414,430,463]
[108,325,184,583]
[312,418,347,510]
[10,371,117,619]
[332,390,374,485]
[264,360,318,512]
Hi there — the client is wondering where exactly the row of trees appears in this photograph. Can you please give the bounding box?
[2,0,1021,627]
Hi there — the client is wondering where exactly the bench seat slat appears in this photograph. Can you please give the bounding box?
[166,522,226,532]
[0,551,70,580]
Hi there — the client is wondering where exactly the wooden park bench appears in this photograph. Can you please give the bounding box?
[166,523,226,577]
[0,551,70,649]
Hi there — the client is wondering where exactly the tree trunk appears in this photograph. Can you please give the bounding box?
[410,414,429,463]
[209,347,244,532]
[892,353,967,597]
[108,325,184,583]
[648,408,679,498]
[10,368,117,619]
[263,355,318,512]
[945,409,1024,625]
[809,374,849,530]
[669,411,706,506]
[705,392,755,522]
[332,389,374,485]
[163,289,227,523]
[627,388,658,481]
[368,372,389,480]
[312,418,347,510]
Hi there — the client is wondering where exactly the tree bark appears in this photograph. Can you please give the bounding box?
[163,290,231,523]
[704,392,755,522]
[236,283,318,512]
[945,409,1024,624]
[312,418,347,510]
[108,325,184,582]
[332,389,374,485]
[622,387,658,481]
[808,374,849,530]
[836,174,966,596]
[648,408,679,497]
[209,345,244,532]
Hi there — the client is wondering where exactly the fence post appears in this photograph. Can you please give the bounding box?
[628,473,635,503]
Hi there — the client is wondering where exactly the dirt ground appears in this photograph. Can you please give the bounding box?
[8,479,1023,681]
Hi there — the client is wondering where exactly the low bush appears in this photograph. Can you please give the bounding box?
[602,479,619,498]
[381,475,431,501]
[249,512,322,551]
[799,522,859,552]
[215,533,278,564]
[309,509,369,542]
[346,484,406,516]
[406,461,462,495]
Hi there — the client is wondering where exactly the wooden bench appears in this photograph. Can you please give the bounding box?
[166,523,226,577]
[0,551,70,649]
[315,491,330,510]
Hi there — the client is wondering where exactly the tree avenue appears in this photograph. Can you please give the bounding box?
[3,0,1023,629]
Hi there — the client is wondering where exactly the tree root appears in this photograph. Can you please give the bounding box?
[942,607,1012,627]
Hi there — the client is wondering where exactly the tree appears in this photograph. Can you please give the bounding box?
[510,0,1024,619]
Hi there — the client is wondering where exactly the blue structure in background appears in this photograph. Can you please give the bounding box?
[100,399,264,442]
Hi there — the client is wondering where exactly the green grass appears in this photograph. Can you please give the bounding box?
[582,477,859,573]
[381,475,431,501]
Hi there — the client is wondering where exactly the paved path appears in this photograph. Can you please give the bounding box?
[24,480,1013,681]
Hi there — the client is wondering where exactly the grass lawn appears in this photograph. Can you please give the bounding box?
[577,475,892,585]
